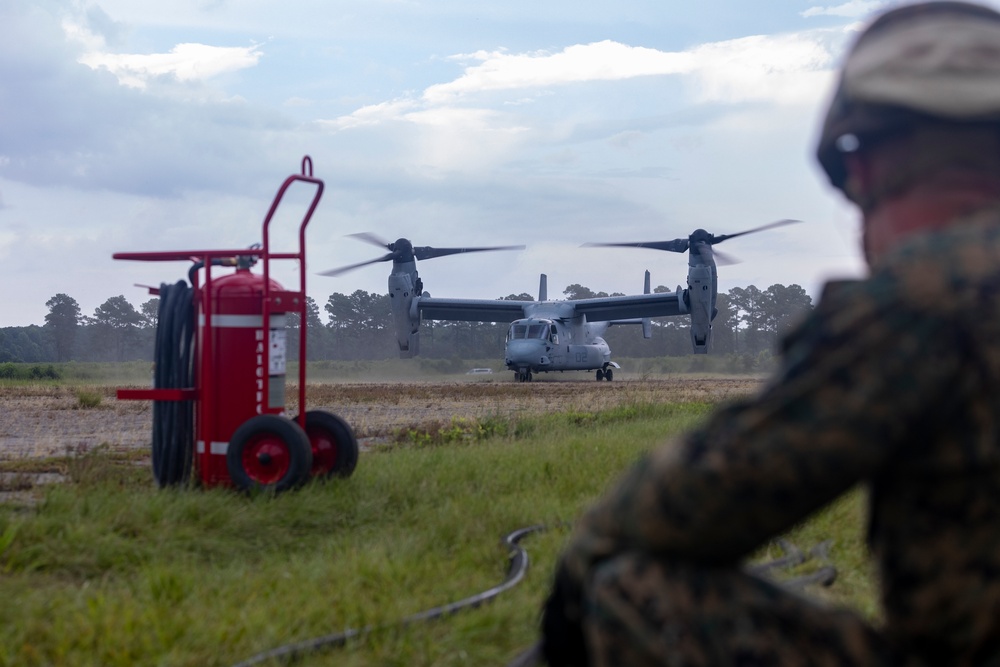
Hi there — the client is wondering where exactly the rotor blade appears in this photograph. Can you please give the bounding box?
[317,253,395,277]
[692,241,714,266]
[581,239,690,253]
[694,241,740,266]
[413,245,525,261]
[712,248,740,266]
[346,232,393,250]
[712,219,801,244]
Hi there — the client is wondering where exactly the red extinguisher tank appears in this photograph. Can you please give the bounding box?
[197,268,288,485]
[114,157,360,494]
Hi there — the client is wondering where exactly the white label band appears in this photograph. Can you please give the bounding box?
[198,314,287,328]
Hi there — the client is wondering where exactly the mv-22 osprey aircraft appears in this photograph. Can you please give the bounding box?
[320,221,796,382]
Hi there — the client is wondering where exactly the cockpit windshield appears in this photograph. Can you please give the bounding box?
[508,321,552,341]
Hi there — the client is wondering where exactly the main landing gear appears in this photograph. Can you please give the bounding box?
[596,365,614,381]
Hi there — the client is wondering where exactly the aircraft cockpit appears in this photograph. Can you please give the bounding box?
[506,318,558,345]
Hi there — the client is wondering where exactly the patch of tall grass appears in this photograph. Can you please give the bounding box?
[0,400,873,666]
[0,361,156,386]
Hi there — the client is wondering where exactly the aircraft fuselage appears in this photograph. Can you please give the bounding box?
[503,316,615,380]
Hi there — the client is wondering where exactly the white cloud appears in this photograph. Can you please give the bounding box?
[63,11,262,89]
[801,1,886,18]
[317,30,846,175]
[332,31,839,131]
[686,32,836,105]
[429,34,836,106]
[322,99,420,129]
[425,41,696,104]
[78,42,263,89]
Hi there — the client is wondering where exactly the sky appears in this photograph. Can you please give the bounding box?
[0,0,967,328]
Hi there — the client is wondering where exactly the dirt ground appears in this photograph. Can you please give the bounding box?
[0,376,765,461]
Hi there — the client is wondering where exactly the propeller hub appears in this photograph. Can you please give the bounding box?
[690,229,713,245]
[391,238,415,262]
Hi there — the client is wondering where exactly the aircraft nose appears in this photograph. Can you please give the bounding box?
[506,339,543,363]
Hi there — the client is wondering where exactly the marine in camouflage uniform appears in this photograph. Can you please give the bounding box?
[541,3,1000,666]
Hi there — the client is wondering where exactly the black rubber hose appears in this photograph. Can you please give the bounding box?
[230,525,546,667]
[151,280,195,487]
[228,523,838,667]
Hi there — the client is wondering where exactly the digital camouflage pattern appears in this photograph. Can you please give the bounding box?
[558,208,1000,666]
[586,554,890,666]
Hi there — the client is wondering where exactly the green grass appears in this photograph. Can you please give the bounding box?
[0,401,874,667]
[0,357,771,387]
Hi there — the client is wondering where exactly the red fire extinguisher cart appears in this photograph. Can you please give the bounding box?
[115,156,358,492]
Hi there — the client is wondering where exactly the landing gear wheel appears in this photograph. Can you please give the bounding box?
[605,368,613,381]
[302,410,359,479]
[596,369,604,381]
[227,415,313,493]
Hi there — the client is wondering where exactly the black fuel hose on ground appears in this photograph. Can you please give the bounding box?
[229,528,836,667]
[230,524,546,667]
[151,280,195,487]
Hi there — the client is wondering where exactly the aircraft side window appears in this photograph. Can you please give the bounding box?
[550,325,558,344]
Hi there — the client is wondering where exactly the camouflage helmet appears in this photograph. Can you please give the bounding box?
[816,1,1000,192]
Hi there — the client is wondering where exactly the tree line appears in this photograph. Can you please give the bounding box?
[0,283,813,364]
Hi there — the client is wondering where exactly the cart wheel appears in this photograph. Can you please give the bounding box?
[227,415,313,493]
[302,410,359,479]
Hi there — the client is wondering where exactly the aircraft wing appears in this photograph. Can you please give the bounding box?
[571,291,683,322]
[415,297,534,323]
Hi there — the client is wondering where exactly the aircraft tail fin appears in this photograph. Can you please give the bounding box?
[538,274,547,301]
[642,270,652,338]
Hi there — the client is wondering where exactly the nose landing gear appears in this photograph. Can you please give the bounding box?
[516,369,533,382]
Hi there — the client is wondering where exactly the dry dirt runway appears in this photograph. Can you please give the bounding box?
[0,376,764,461]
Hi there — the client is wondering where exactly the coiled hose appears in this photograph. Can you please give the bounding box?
[151,280,195,487]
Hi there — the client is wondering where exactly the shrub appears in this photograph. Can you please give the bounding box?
[75,390,102,409]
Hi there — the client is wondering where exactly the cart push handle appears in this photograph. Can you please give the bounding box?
[260,156,325,427]
[111,156,324,267]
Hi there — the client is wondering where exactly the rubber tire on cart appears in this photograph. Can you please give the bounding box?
[227,414,313,493]
[302,410,359,479]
